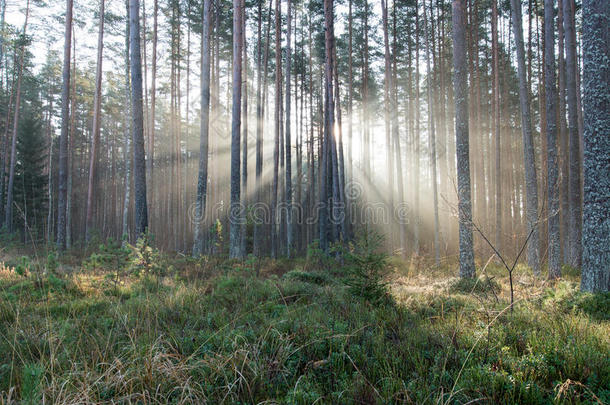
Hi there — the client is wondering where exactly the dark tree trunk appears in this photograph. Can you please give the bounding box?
[56,0,71,249]
[129,0,148,238]
[193,0,211,256]
[285,0,293,256]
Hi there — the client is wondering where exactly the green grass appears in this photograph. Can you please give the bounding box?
[0,253,608,404]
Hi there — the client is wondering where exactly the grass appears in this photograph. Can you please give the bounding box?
[0,247,608,404]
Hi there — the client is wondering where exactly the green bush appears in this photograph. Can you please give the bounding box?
[343,231,391,305]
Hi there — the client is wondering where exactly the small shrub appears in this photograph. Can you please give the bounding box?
[343,231,391,304]
[128,233,164,278]
[450,276,501,295]
[284,269,332,285]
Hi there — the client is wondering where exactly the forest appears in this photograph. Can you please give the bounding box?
[0,0,608,402]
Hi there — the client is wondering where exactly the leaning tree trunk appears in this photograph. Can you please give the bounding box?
[452,0,475,278]
[129,0,148,238]
[193,0,211,257]
[544,0,561,279]
[229,0,244,259]
[56,0,71,250]
[85,0,105,242]
[580,0,609,292]
[510,0,540,275]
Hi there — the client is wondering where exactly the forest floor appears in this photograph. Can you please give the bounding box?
[0,241,608,404]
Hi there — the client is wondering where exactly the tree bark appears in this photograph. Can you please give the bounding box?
[129,0,148,238]
[562,0,582,268]
[229,0,244,258]
[452,0,475,278]
[56,0,70,249]
[285,0,293,256]
[544,0,561,278]
[510,0,540,275]
[85,0,105,242]
[580,0,609,292]
[193,0,211,256]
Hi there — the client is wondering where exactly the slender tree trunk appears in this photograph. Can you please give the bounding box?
[5,0,30,233]
[148,0,157,230]
[271,0,281,258]
[544,0,561,278]
[320,0,334,252]
[452,0,475,278]
[122,0,132,241]
[66,36,76,248]
[510,0,540,275]
[580,0,609,292]
[557,0,570,264]
[229,0,244,258]
[129,0,148,237]
[491,0,502,253]
[85,0,105,242]
[562,0,582,268]
[382,0,394,251]
[413,0,421,256]
[56,0,70,249]
[285,0,293,256]
[193,0,211,256]
[241,0,248,255]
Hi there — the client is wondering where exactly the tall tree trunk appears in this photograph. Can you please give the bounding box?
[241,0,248,255]
[193,0,211,256]
[382,0,394,251]
[491,0,501,252]
[320,0,335,252]
[413,0,421,256]
[56,0,70,249]
[122,0,132,241]
[285,0,293,256]
[85,0,105,242]
[544,0,561,278]
[452,0,475,278]
[580,0,609,292]
[271,0,281,258]
[129,0,148,238]
[149,0,157,230]
[510,0,540,275]
[229,0,244,258]
[562,0,582,268]
[66,35,76,248]
[557,0,570,264]
[5,0,30,233]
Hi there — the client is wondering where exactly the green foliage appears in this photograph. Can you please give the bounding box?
[13,113,48,238]
[128,233,163,278]
[343,231,391,305]
[305,240,333,270]
[21,363,44,405]
[542,281,610,321]
[450,276,502,295]
[283,269,332,285]
[0,254,608,404]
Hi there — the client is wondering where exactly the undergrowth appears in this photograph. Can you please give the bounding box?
[0,242,608,404]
